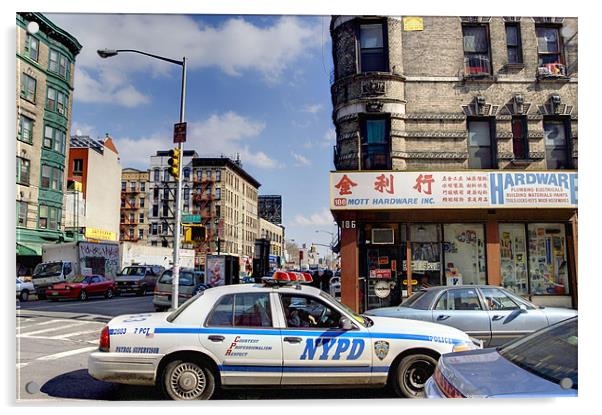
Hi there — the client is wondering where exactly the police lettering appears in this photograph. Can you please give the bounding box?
[300,338,364,360]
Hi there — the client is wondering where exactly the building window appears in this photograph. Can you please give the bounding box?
[18,115,34,144]
[130,181,136,191]
[164,169,170,182]
[121,199,125,208]
[152,204,159,216]
[462,25,491,75]
[505,23,523,65]
[46,87,68,115]
[153,187,159,199]
[16,157,30,186]
[163,187,170,200]
[59,55,68,78]
[139,197,145,208]
[121,181,126,191]
[40,165,62,191]
[140,182,146,192]
[359,22,386,72]
[152,223,158,235]
[467,119,495,169]
[536,26,562,66]
[528,224,569,295]
[207,170,212,180]
[20,73,36,102]
[153,169,160,182]
[73,159,84,175]
[162,203,169,217]
[183,168,190,180]
[138,228,144,239]
[38,206,59,230]
[43,125,66,154]
[25,34,39,61]
[511,116,529,159]
[49,50,59,72]
[18,201,28,226]
[215,188,221,200]
[139,213,145,223]
[216,170,222,181]
[544,118,572,169]
[360,117,390,170]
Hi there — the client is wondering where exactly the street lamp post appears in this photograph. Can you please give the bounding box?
[98,49,187,310]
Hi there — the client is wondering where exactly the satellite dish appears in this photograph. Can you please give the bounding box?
[27,22,39,35]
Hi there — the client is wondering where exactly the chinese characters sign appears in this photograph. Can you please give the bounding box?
[330,171,577,210]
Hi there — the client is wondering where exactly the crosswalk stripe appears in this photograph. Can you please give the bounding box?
[16,319,68,330]
[18,321,88,337]
[48,329,100,340]
[37,346,97,361]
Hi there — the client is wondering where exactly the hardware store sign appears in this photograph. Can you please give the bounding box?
[330,171,577,210]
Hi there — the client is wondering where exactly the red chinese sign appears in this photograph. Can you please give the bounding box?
[334,174,358,195]
[374,174,394,194]
[413,174,434,195]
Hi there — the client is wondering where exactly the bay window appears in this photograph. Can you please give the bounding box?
[360,116,390,170]
[359,22,387,72]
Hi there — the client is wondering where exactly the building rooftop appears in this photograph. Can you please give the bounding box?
[70,136,105,154]
[192,157,261,188]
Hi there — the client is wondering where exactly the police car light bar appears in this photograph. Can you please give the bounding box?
[262,270,313,286]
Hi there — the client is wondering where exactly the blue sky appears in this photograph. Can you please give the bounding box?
[48,13,338,255]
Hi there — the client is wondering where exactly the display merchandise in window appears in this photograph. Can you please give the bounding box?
[527,224,569,295]
[443,224,486,286]
[499,224,529,295]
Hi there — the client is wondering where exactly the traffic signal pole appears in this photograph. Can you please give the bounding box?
[171,57,186,310]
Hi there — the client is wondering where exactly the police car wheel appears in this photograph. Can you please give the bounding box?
[163,360,215,400]
[393,354,437,398]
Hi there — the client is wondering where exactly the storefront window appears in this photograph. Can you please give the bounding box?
[499,224,529,295]
[443,224,486,286]
[527,223,569,295]
[409,224,441,288]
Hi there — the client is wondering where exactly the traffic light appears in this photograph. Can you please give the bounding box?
[183,225,205,243]
[167,148,181,179]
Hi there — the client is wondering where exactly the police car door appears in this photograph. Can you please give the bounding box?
[278,292,372,385]
[200,292,283,386]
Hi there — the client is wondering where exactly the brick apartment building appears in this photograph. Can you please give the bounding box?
[329,16,578,311]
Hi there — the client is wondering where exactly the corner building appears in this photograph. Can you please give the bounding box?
[329,16,577,311]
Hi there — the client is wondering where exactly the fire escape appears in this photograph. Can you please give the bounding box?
[192,172,215,261]
[120,188,139,242]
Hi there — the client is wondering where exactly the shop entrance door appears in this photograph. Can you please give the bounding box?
[364,245,405,310]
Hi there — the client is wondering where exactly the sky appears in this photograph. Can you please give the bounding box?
[48,13,339,256]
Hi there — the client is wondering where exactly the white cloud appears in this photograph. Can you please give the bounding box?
[302,103,324,114]
[48,14,322,106]
[290,208,334,227]
[71,121,96,137]
[291,152,312,167]
[112,111,278,169]
[322,128,336,147]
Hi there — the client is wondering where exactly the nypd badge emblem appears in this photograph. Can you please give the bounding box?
[374,340,390,360]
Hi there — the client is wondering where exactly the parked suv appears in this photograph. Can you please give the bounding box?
[115,265,165,296]
[153,268,204,311]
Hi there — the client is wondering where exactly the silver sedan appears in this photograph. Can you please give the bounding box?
[364,285,577,347]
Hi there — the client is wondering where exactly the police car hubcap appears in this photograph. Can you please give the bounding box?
[405,360,434,392]
[171,363,206,398]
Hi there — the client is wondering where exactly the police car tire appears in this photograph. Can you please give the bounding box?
[162,359,215,400]
[392,353,438,398]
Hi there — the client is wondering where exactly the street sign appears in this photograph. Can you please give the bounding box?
[182,214,201,223]
[173,122,187,143]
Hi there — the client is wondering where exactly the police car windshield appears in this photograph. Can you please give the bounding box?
[319,291,368,327]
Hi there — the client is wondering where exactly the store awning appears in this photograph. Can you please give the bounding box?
[16,242,41,256]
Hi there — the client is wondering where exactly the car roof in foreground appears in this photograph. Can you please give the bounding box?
[203,283,323,296]
[422,285,507,292]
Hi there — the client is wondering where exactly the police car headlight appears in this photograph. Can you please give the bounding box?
[452,340,478,353]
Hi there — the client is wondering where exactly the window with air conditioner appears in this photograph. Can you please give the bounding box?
[372,228,394,244]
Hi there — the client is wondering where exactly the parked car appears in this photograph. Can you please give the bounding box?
[16,278,34,302]
[364,285,577,347]
[425,316,577,398]
[115,265,165,296]
[153,268,205,311]
[329,275,341,300]
[45,275,115,301]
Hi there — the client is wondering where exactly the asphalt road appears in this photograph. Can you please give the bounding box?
[18,293,156,316]
[16,297,398,402]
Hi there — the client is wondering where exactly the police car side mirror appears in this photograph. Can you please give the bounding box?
[339,316,353,330]
[519,304,528,313]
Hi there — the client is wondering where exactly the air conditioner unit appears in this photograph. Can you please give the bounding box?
[372,228,394,245]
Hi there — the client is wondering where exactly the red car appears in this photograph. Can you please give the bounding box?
[46,275,115,301]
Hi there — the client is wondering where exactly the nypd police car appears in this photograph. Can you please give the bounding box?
[88,272,480,399]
